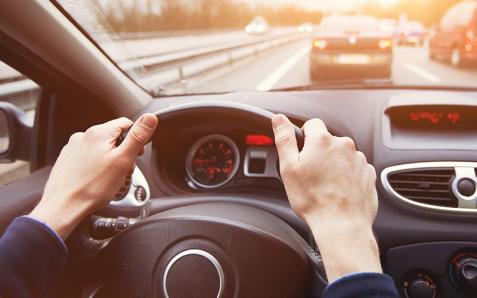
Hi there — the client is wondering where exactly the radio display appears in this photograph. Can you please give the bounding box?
[409,111,461,126]
[390,106,477,130]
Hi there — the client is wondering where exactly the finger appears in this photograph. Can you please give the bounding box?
[302,118,331,150]
[119,113,158,158]
[272,114,299,168]
[356,151,367,163]
[128,162,136,177]
[106,117,134,131]
[85,117,133,141]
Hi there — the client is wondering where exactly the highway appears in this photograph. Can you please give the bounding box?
[3,30,477,97]
[185,39,477,93]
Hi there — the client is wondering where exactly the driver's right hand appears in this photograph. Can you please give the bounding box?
[272,114,382,282]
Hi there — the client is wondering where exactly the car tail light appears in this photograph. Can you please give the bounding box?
[313,39,327,50]
[466,30,476,41]
[379,39,392,50]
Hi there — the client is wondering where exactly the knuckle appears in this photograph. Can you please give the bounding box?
[356,151,367,162]
[68,132,83,143]
[280,163,298,177]
[85,126,101,138]
[131,127,147,143]
[318,132,332,144]
[275,132,293,147]
[303,118,324,132]
[309,118,325,127]
[341,137,356,150]
[119,117,132,124]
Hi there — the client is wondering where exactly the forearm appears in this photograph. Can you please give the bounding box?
[307,217,382,282]
[0,217,67,297]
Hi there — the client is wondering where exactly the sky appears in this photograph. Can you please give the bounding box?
[240,0,401,11]
[238,0,357,11]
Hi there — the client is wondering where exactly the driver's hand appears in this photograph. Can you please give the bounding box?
[30,114,158,240]
[272,114,382,282]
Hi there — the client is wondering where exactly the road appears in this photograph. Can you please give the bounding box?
[185,40,477,93]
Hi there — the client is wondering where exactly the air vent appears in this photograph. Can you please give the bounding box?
[388,169,456,207]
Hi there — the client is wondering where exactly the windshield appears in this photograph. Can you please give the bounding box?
[57,0,477,95]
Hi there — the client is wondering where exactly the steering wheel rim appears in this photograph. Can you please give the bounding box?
[152,100,304,145]
[84,102,323,297]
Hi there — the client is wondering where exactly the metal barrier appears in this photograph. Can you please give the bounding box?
[0,30,308,108]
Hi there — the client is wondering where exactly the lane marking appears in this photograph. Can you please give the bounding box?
[405,63,441,83]
[256,44,311,91]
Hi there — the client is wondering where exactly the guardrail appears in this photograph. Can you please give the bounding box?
[0,30,309,109]
[128,31,308,92]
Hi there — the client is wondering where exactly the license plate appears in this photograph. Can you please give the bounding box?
[336,54,370,65]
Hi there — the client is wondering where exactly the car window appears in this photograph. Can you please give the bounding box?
[457,3,477,27]
[0,61,40,187]
[440,4,460,31]
[320,16,378,32]
[441,2,477,30]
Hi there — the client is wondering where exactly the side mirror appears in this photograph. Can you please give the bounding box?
[0,102,33,163]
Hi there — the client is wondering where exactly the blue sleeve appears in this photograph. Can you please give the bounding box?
[0,216,68,298]
[322,272,399,298]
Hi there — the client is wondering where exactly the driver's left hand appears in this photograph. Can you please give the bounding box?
[30,114,158,239]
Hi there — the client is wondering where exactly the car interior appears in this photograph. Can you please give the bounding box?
[2,1,477,298]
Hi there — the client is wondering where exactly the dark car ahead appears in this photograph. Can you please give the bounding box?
[310,15,393,81]
[429,0,477,67]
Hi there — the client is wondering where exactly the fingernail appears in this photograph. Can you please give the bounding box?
[272,114,285,130]
[141,114,157,129]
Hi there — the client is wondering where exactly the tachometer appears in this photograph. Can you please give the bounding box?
[186,135,240,189]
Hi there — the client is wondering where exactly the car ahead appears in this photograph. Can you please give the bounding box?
[310,15,393,81]
[397,21,427,47]
[298,22,314,33]
[245,16,269,35]
[429,0,477,67]
[379,18,399,39]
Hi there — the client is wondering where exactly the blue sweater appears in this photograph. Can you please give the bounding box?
[0,217,399,298]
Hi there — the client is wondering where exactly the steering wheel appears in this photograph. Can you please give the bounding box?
[82,102,326,297]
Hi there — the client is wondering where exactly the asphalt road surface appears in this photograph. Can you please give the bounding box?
[187,39,477,93]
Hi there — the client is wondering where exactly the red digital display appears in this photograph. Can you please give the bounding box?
[409,111,462,126]
[245,134,273,146]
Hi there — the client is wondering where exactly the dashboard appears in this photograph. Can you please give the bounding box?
[155,127,286,194]
[134,88,477,297]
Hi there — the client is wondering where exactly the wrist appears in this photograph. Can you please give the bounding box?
[306,217,382,282]
[30,194,90,240]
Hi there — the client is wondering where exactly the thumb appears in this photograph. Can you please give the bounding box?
[272,114,299,170]
[119,113,158,158]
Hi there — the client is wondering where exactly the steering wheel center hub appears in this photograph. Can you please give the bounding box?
[163,249,224,298]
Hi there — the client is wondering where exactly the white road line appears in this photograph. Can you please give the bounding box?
[405,63,441,83]
[256,44,311,91]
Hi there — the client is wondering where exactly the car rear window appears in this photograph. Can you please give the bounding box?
[319,17,378,32]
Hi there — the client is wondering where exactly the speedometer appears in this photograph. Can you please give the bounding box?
[186,135,240,189]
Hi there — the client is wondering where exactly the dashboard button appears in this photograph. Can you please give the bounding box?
[403,272,437,298]
[134,186,147,202]
[457,178,476,197]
